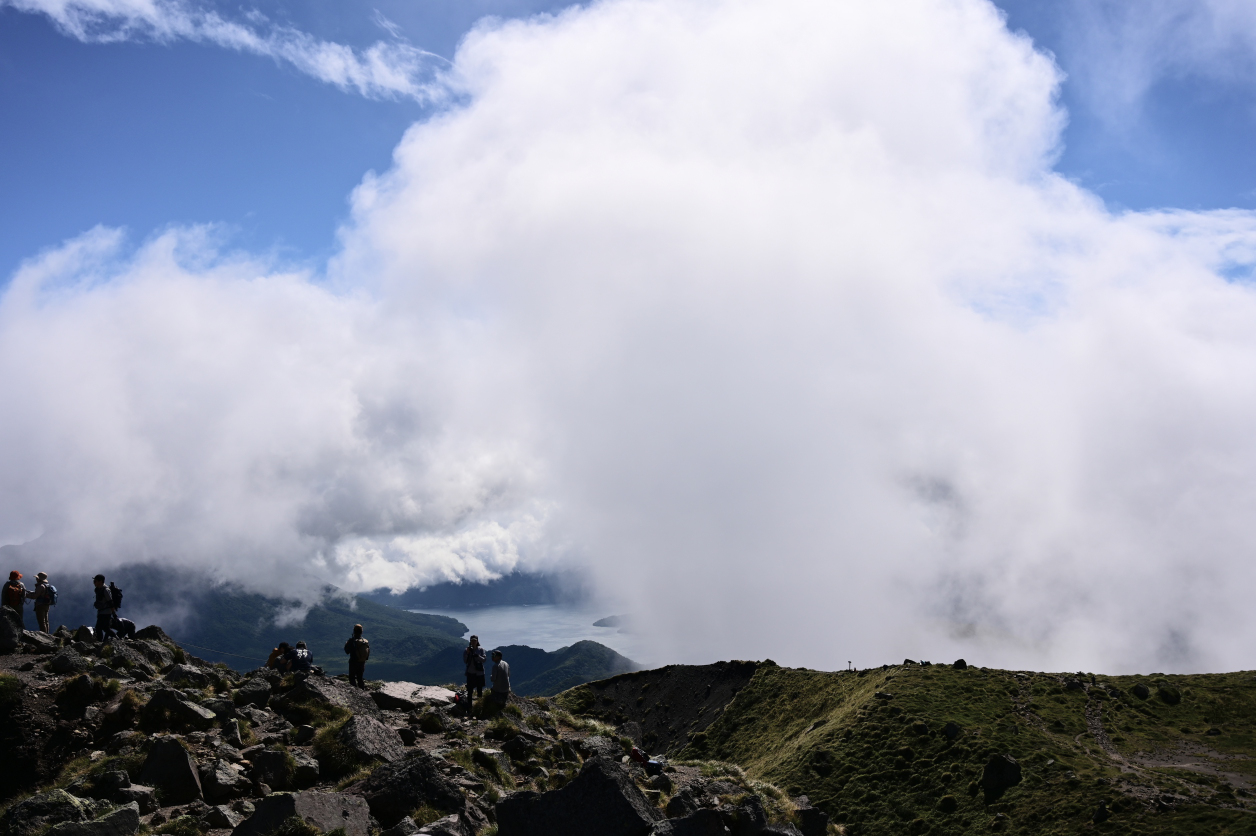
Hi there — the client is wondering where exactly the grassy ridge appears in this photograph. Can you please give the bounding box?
[676,663,1256,835]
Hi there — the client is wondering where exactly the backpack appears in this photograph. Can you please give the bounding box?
[110,583,123,610]
[1,582,21,609]
[46,584,57,606]
[351,638,371,663]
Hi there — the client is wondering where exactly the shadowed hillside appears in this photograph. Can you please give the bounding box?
[561,659,1256,834]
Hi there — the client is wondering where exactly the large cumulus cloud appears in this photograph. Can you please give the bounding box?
[6,0,1256,673]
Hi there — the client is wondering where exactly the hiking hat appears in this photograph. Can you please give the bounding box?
[36,572,47,581]
[470,635,479,643]
[8,571,20,580]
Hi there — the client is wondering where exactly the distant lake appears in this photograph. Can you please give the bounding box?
[411,604,651,666]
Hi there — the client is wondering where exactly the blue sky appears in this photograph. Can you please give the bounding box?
[3,0,1256,281]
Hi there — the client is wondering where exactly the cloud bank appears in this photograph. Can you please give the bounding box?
[7,0,1256,674]
[1,0,446,100]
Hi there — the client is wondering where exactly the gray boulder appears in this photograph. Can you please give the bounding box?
[338,715,405,764]
[235,678,272,707]
[496,757,661,836]
[651,809,728,836]
[0,605,22,653]
[291,750,320,788]
[381,817,422,836]
[980,754,1022,801]
[142,689,217,731]
[349,751,466,827]
[134,625,174,644]
[201,759,253,802]
[575,735,622,761]
[165,664,212,688]
[45,803,140,836]
[222,718,245,748]
[138,737,204,804]
[372,682,425,712]
[21,630,58,653]
[231,792,371,836]
[2,790,93,836]
[89,664,127,681]
[114,787,158,815]
[247,748,295,790]
[49,649,91,675]
[201,806,244,830]
[130,639,175,670]
[718,794,767,836]
[273,676,378,717]
[791,797,828,836]
[416,816,467,836]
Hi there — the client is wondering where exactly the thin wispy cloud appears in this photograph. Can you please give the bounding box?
[1,0,448,101]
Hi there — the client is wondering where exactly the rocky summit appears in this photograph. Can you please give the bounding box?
[4,609,1256,836]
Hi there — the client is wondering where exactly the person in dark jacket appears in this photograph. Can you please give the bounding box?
[92,574,116,643]
[284,640,313,672]
[344,624,370,689]
[463,635,486,705]
[32,572,53,633]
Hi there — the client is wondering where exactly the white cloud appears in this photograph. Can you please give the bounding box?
[7,0,1256,674]
[0,0,447,100]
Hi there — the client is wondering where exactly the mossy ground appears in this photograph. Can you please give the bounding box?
[673,663,1256,835]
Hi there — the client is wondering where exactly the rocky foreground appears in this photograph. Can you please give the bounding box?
[0,610,825,836]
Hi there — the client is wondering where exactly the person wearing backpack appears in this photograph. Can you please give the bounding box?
[3,571,28,629]
[32,572,55,633]
[283,640,314,673]
[463,634,487,715]
[92,574,117,643]
[344,624,370,689]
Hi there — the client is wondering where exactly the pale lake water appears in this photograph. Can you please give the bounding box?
[410,604,652,666]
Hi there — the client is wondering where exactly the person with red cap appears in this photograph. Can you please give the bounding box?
[2,571,29,629]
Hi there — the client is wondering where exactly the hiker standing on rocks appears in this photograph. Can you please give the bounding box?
[344,624,370,689]
[32,572,54,633]
[92,574,117,643]
[490,648,511,706]
[464,634,487,712]
[2,571,28,628]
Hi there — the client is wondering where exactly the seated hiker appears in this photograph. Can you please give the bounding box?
[284,640,314,673]
[490,649,511,705]
[113,616,137,640]
[267,642,291,669]
[344,624,370,689]
[3,571,28,629]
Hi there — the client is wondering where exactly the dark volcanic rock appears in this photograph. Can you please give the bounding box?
[45,803,140,836]
[138,737,204,804]
[792,797,829,836]
[201,759,252,802]
[234,678,272,707]
[273,676,377,717]
[142,689,216,731]
[652,809,727,836]
[980,754,1022,801]
[718,794,767,836]
[21,630,58,653]
[49,649,91,675]
[231,792,371,836]
[495,757,660,836]
[0,605,22,653]
[2,790,94,836]
[942,721,962,741]
[1132,683,1150,700]
[952,659,967,670]
[165,664,212,688]
[247,749,295,790]
[380,817,421,836]
[350,751,465,827]
[1158,685,1182,706]
[338,715,406,764]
